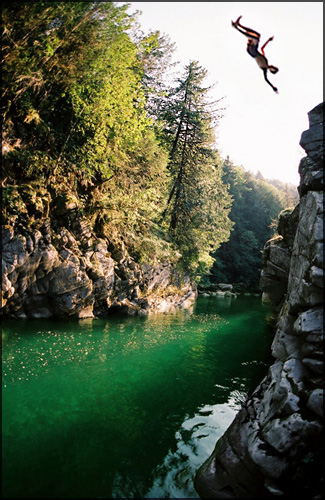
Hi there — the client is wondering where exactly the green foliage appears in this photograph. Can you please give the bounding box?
[1,2,288,286]
[2,183,50,225]
[2,2,159,180]
[157,61,232,277]
[2,2,170,251]
[210,158,291,289]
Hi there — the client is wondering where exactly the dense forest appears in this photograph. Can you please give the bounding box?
[210,159,298,289]
[1,2,297,286]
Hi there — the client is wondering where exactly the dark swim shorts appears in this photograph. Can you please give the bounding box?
[247,40,259,58]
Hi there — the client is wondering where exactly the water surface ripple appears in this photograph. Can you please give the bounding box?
[2,295,273,498]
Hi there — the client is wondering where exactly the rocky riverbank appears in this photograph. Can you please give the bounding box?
[195,102,324,498]
[198,281,262,298]
[1,194,197,319]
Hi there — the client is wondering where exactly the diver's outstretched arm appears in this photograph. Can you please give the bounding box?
[261,36,274,56]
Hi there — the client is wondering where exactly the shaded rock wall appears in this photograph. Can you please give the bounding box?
[1,204,196,319]
[195,102,324,498]
[259,204,300,325]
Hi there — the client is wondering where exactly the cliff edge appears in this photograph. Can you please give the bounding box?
[195,102,324,498]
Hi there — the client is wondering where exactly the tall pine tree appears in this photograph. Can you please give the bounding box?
[159,61,232,276]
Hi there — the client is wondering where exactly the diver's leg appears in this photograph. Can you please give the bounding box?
[236,18,260,40]
[263,69,278,93]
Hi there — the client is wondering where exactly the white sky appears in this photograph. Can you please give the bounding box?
[125,2,323,186]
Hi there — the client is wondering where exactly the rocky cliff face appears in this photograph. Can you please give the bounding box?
[195,102,324,498]
[1,192,196,319]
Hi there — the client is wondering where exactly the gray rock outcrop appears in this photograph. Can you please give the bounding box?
[1,196,196,319]
[195,102,324,498]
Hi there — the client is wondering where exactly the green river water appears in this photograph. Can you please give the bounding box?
[2,295,273,499]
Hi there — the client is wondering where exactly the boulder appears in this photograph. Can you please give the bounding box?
[217,283,233,291]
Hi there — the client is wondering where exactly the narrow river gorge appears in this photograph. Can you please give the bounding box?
[2,295,273,498]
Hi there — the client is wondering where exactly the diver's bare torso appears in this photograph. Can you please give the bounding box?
[255,53,269,69]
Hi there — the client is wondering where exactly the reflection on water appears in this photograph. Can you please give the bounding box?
[143,388,250,499]
[145,401,239,499]
[2,296,272,499]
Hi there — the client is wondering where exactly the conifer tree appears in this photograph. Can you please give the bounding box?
[2,3,232,273]
[159,61,232,275]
